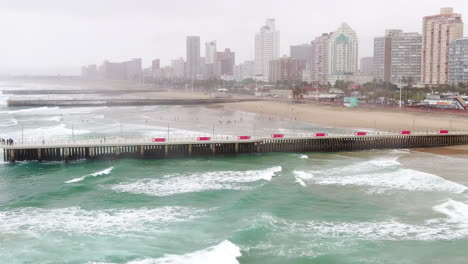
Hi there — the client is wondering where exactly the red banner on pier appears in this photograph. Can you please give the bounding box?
[197,137,211,141]
[314,133,327,137]
[438,130,449,134]
[238,136,251,140]
[152,138,166,142]
[400,131,411,135]
[355,132,367,136]
[271,134,284,138]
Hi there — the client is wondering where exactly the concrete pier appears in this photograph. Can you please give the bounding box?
[2,133,468,162]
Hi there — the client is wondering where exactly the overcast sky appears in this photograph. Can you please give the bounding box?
[1,0,467,75]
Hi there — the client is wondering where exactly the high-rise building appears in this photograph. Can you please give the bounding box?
[124,58,143,81]
[360,57,374,75]
[374,30,422,84]
[186,36,200,79]
[311,33,330,85]
[81,64,98,80]
[328,23,359,76]
[255,18,280,82]
[449,38,468,84]
[373,30,398,82]
[290,44,312,64]
[205,41,217,64]
[234,61,255,81]
[152,59,161,79]
[97,58,142,81]
[291,44,312,82]
[422,7,464,85]
[171,58,185,79]
[269,56,306,84]
[215,48,235,77]
[391,32,422,84]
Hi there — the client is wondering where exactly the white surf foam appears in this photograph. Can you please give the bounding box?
[0,206,205,237]
[299,155,309,159]
[307,157,401,178]
[7,107,59,115]
[295,176,307,187]
[22,124,90,140]
[111,166,282,196]
[256,201,468,242]
[0,117,17,127]
[41,116,61,122]
[66,167,114,183]
[432,199,468,223]
[90,240,241,264]
[294,169,467,194]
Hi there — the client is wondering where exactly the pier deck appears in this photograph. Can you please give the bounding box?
[2,132,468,162]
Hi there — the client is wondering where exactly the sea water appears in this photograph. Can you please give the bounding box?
[1,82,468,264]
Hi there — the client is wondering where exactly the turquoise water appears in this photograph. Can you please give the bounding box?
[1,82,468,263]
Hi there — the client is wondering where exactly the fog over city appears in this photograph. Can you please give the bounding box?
[1,0,467,75]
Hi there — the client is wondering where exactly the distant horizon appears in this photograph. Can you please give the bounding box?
[1,0,467,75]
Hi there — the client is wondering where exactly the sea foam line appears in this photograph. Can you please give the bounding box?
[89,240,241,264]
[252,199,468,242]
[0,206,206,237]
[110,166,282,196]
[293,168,467,194]
[65,167,114,183]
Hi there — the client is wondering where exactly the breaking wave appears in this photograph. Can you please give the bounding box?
[65,167,114,183]
[250,199,468,242]
[110,166,282,196]
[293,169,467,194]
[91,240,241,264]
[0,206,206,237]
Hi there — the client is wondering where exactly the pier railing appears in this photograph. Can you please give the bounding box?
[2,130,468,149]
[2,131,468,162]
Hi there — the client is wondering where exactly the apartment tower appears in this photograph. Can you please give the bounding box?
[422,7,463,84]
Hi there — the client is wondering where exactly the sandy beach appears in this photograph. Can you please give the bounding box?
[222,100,468,132]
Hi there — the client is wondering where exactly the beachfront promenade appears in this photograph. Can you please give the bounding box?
[2,131,468,162]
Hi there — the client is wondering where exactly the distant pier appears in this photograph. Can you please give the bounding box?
[6,98,259,107]
[2,132,468,162]
[1,89,166,95]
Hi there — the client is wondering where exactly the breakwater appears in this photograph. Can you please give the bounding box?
[6,98,259,107]
[1,89,166,95]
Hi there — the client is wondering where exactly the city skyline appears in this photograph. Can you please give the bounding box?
[1,0,468,75]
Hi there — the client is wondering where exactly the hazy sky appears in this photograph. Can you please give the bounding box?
[1,0,467,75]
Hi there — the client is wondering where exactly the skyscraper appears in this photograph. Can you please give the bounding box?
[205,41,217,64]
[269,56,306,84]
[186,36,200,79]
[449,38,468,84]
[391,32,422,84]
[374,30,422,83]
[328,23,359,76]
[255,18,280,82]
[360,57,374,75]
[311,33,331,85]
[171,58,185,79]
[422,7,463,85]
[290,44,312,64]
[215,48,235,77]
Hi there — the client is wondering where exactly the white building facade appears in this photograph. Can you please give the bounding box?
[328,23,359,76]
[254,18,280,82]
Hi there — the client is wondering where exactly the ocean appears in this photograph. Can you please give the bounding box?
[1,82,468,264]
